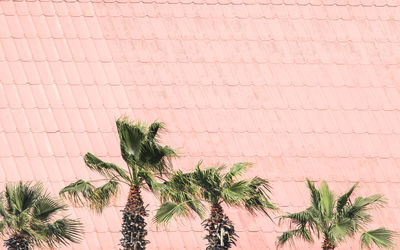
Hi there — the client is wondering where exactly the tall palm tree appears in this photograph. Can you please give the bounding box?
[60,117,177,250]
[155,161,277,249]
[0,182,82,250]
[277,179,397,249]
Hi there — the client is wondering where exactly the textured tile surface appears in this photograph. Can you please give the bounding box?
[1,0,400,249]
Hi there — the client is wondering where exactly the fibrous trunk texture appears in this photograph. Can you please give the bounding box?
[4,235,30,250]
[120,185,149,250]
[202,203,237,250]
[322,236,335,250]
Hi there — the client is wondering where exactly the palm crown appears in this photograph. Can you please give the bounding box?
[60,117,177,212]
[156,161,277,249]
[0,182,82,250]
[60,117,177,250]
[278,179,397,249]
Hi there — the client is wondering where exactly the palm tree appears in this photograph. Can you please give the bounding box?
[0,182,82,250]
[277,179,397,249]
[155,161,277,249]
[60,117,177,250]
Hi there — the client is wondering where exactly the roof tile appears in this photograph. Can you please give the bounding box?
[60,132,80,157]
[29,157,49,182]
[9,61,27,85]
[55,156,77,182]
[65,109,85,132]
[6,133,25,157]
[10,109,29,133]
[0,61,13,84]
[1,157,19,182]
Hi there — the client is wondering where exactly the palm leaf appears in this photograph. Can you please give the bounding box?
[319,181,334,221]
[155,199,205,224]
[59,179,119,213]
[147,122,164,141]
[11,182,43,213]
[223,162,252,184]
[242,177,277,217]
[336,182,358,214]
[116,117,146,166]
[84,153,130,182]
[222,180,249,206]
[32,194,67,222]
[279,208,314,227]
[306,179,321,212]
[42,217,83,247]
[138,169,158,192]
[0,182,83,249]
[93,180,119,212]
[277,228,314,247]
[59,180,96,207]
[360,228,397,249]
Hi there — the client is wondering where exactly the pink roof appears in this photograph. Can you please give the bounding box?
[1,0,400,249]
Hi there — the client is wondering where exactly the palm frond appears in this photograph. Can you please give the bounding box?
[32,194,67,222]
[336,182,358,214]
[360,228,397,249]
[138,169,158,192]
[192,163,224,202]
[223,162,252,185]
[222,180,249,206]
[243,177,278,217]
[147,122,164,141]
[84,153,130,182]
[59,180,95,207]
[330,218,357,242]
[344,194,386,223]
[116,117,146,166]
[42,217,83,248]
[138,142,177,176]
[158,171,195,201]
[306,179,321,212]
[59,179,119,213]
[8,182,44,214]
[0,182,83,249]
[93,180,119,212]
[277,228,314,247]
[155,199,205,224]
[279,208,314,227]
[319,181,334,221]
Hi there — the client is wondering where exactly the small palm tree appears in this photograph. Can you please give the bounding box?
[60,117,177,250]
[156,162,277,249]
[0,182,82,250]
[278,179,397,249]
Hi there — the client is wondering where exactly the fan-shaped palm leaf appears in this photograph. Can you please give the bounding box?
[0,182,83,249]
[278,179,396,249]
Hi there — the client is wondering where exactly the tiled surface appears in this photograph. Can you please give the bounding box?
[1,0,400,249]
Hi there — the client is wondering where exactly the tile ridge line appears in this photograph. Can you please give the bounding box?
[4,0,400,7]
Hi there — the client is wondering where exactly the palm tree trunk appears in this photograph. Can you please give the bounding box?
[322,235,335,250]
[202,203,238,250]
[4,235,30,250]
[120,185,149,250]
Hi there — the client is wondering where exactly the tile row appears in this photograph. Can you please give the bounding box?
[2,84,400,110]
[3,127,400,158]
[2,14,400,42]
[1,61,400,86]
[0,132,390,158]
[2,155,400,183]
[2,38,400,65]
[2,108,400,134]
[2,1,400,19]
